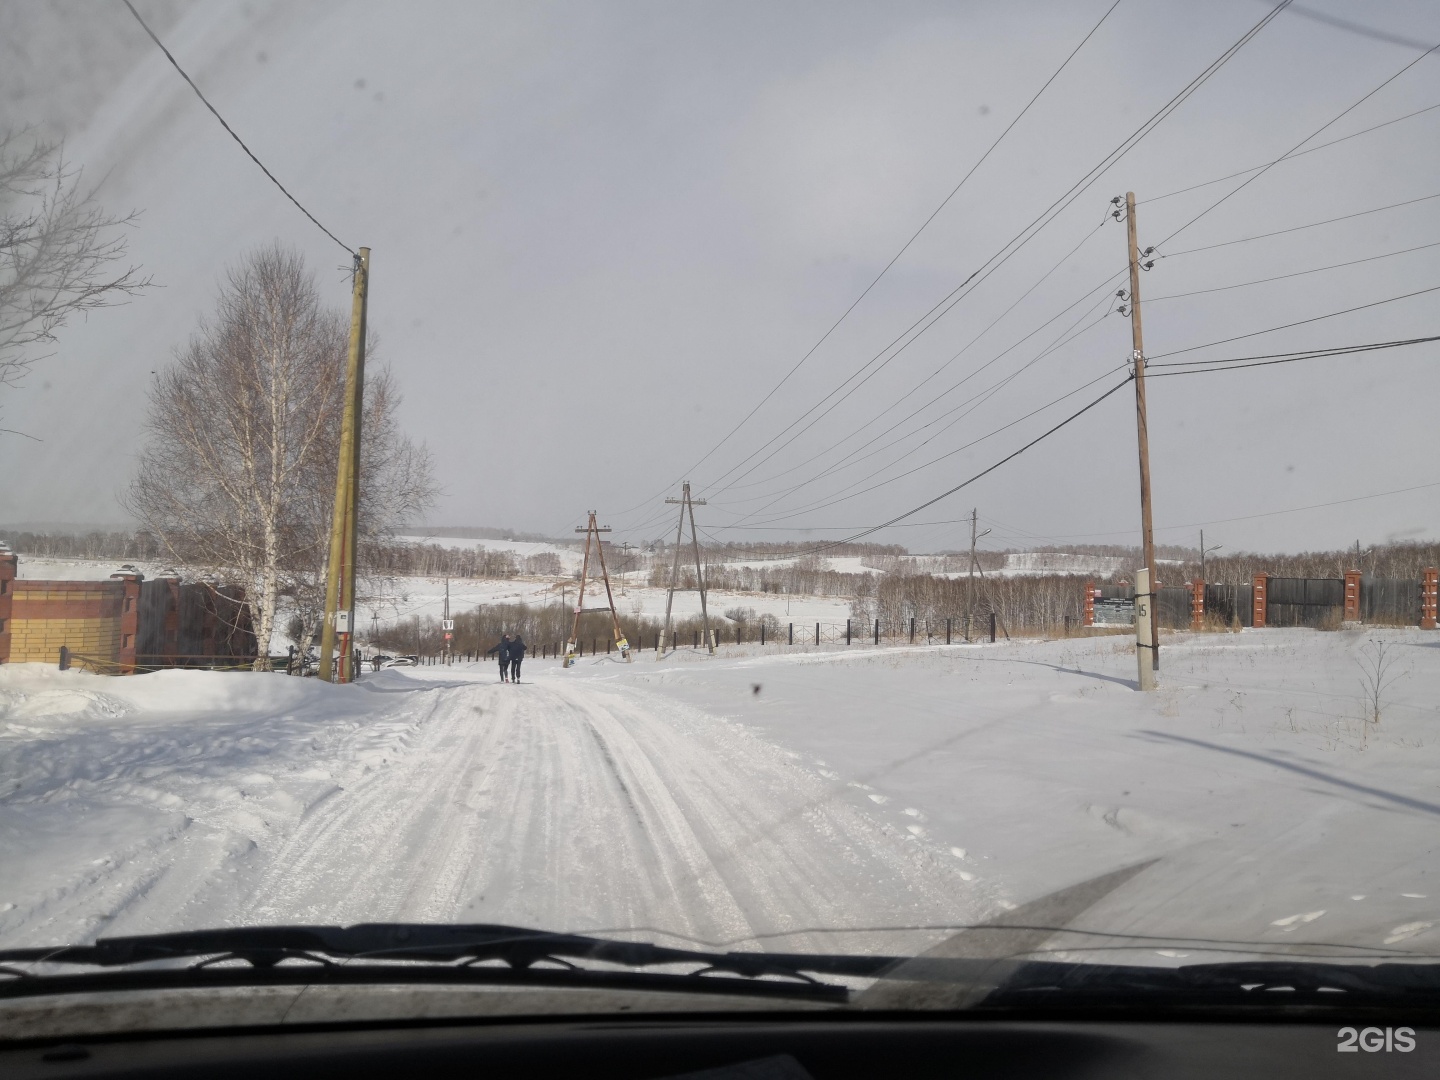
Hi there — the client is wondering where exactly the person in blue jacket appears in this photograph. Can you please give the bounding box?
[486,634,512,682]
[508,635,527,683]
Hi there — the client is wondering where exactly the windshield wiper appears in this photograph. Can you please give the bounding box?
[0,923,900,1005]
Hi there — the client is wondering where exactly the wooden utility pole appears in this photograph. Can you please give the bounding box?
[564,512,630,666]
[658,482,714,657]
[319,247,370,683]
[1121,193,1158,688]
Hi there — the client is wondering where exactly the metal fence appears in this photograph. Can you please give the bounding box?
[1361,575,1421,625]
[1264,577,1344,628]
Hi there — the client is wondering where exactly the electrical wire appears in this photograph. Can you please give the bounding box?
[1159,191,1440,258]
[1147,333,1440,376]
[1145,100,1440,203]
[725,376,1136,560]
[1151,36,1440,251]
[121,0,355,256]
[626,0,1125,507]
[711,362,1132,531]
[706,218,1116,503]
[678,0,1291,508]
[1147,284,1440,360]
[712,287,1124,520]
[1145,240,1440,302]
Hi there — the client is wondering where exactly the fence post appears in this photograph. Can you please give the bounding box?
[989,612,997,643]
[1252,574,1268,628]
[815,622,819,646]
[760,624,766,645]
[946,617,951,644]
[873,619,879,645]
[1343,569,1362,623]
[788,623,793,645]
[846,619,851,645]
[909,617,915,644]
[1422,567,1438,630]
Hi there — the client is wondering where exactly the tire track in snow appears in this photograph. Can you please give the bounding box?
[230,675,985,952]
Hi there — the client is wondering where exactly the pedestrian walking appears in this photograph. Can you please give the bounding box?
[508,635,527,683]
[486,634,512,682]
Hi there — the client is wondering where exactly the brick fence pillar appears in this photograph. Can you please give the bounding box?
[1252,574,1268,629]
[111,569,143,674]
[0,546,15,664]
[1190,579,1205,631]
[1082,581,1096,627]
[1423,567,1438,630]
[1343,569,1362,623]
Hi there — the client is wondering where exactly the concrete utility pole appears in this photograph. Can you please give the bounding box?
[965,509,989,642]
[442,577,453,663]
[1119,193,1158,689]
[319,247,370,683]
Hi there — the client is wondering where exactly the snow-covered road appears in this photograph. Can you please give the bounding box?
[3,627,1437,961]
[0,664,983,953]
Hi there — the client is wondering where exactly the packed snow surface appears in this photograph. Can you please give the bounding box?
[2,628,1436,962]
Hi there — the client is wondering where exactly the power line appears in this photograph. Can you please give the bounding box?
[713,287,1124,521]
[705,221,1117,505]
[1147,284,1440,360]
[1145,241,1440,302]
[683,0,1289,505]
[711,364,1132,531]
[1160,191,1440,257]
[121,0,355,256]
[644,0,1123,498]
[783,479,1440,539]
[1146,100,1440,203]
[1152,35,1440,250]
[727,377,1136,560]
[1147,333,1440,376]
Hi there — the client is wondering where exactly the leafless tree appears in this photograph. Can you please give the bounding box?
[1,128,149,410]
[128,244,435,668]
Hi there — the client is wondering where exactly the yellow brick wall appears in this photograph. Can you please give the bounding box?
[7,616,122,664]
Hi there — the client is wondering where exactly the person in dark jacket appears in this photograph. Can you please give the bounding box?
[486,634,512,682]
[508,635,527,683]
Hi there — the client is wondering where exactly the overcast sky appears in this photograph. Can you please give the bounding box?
[2,0,1437,555]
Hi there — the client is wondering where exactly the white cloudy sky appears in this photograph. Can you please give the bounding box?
[2,0,1437,555]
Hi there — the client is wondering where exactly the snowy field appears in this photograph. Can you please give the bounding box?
[2,627,1436,962]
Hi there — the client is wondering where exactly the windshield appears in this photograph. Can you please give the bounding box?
[1,0,1438,1038]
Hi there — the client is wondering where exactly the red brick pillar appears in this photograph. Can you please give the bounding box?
[1190,579,1205,631]
[1252,574,1268,629]
[1343,569,1362,623]
[0,546,15,664]
[111,570,143,674]
[1083,581,1096,627]
[1423,567,1438,630]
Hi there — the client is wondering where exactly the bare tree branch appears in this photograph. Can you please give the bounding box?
[0,127,152,399]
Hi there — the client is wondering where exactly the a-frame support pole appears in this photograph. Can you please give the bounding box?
[658,481,712,657]
[564,512,630,667]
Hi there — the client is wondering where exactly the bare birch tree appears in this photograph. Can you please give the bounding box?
[129,244,434,668]
[1,128,149,409]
